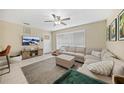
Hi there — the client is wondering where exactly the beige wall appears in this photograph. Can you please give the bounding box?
[0,21,3,51]
[51,20,106,50]
[106,9,124,60]
[0,20,51,56]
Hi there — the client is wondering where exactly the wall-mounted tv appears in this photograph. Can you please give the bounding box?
[22,36,40,45]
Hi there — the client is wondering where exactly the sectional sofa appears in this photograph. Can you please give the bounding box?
[60,46,85,63]
[57,46,124,83]
[77,49,124,84]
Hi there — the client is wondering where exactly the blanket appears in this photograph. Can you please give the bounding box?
[54,69,106,84]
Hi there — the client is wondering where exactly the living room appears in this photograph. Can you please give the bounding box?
[0,9,124,84]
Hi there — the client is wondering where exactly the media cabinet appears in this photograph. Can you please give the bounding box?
[21,49,43,60]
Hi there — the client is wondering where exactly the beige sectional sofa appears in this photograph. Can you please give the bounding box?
[60,46,85,63]
[77,49,124,84]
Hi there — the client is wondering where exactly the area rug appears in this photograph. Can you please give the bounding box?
[21,57,82,84]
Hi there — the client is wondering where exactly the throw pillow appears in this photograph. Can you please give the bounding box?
[101,52,115,61]
[87,60,113,76]
[101,49,107,58]
[91,51,101,58]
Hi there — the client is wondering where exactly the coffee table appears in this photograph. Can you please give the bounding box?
[56,54,75,69]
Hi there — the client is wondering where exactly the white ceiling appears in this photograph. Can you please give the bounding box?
[0,9,113,31]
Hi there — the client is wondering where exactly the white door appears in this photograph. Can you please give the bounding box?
[43,34,51,54]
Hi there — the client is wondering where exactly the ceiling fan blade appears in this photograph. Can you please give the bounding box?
[52,14,56,18]
[61,22,67,25]
[44,20,53,22]
[57,16,61,20]
[61,18,70,21]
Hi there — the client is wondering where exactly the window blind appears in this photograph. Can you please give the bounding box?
[56,30,85,49]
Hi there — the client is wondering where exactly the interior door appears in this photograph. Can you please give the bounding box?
[43,34,51,54]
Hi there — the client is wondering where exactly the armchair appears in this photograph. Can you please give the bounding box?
[0,45,11,75]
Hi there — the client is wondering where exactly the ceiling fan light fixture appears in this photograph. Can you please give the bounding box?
[44,14,70,26]
[55,21,61,25]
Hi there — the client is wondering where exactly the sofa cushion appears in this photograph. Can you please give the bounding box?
[112,58,124,76]
[91,51,101,58]
[101,49,108,58]
[85,55,101,60]
[102,57,114,62]
[101,51,115,61]
[75,47,85,53]
[74,53,84,57]
[86,48,102,55]
[63,51,76,55]
[67,47,76,52]
[87,60,113,76]
[84,59,100,65]
[62,51,84,57]
[77,64,112,83]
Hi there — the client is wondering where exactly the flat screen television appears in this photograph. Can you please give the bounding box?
[22,36,40,45]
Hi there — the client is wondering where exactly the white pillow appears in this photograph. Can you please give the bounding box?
[102,52,114,60]
[91,51,101,57]
[87,61,113,76]
[101,49,107,58]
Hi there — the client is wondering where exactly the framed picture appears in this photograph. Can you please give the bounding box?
[109,18,117,41]
[118,10,124,40]
[106,27,110,41]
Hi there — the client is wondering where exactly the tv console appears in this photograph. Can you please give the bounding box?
[21,49,43,60]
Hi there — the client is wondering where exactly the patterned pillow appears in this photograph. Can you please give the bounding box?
[87,61,113,76]
[91,51,101,58]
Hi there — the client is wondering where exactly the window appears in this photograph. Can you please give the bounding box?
[56,30,85,49]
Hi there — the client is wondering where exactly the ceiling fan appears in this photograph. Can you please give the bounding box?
[44,14,70,26]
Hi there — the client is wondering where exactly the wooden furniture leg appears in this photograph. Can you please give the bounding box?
[0,45,11,76]
[6,55,10,72]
